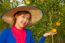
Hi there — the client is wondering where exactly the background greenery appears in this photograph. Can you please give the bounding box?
[0,0,65,43]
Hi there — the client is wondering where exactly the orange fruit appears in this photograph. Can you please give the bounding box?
[55,21,61,26]
[26,1,31,4]
[51,29,57,33]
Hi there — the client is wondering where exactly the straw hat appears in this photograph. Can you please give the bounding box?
[2,6,43,25]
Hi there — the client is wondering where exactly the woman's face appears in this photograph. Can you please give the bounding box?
[15,14,31,28]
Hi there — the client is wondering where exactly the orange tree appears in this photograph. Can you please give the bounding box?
[0,0,65,43]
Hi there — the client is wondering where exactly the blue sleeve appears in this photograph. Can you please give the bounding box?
[38,36,45,43]
[0,29,8,43]
[30,31,35,43]
[30,31,45,43]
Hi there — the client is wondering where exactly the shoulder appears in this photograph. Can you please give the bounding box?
[25,29,32,34]
[2,28,11,31]
[25,29,32,32]
[1,28,11,34]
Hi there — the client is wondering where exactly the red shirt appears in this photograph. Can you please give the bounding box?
[12,25,26,43]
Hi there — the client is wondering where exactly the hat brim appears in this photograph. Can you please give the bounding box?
[2,6,43,25]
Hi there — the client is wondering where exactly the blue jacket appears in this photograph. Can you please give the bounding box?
[0,28,45,43]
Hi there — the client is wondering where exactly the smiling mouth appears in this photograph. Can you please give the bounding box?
[22,22,27,25]
[20,21,27,25]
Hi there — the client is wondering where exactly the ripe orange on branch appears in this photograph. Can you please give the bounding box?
[55,21,61,26]
[51,29,57,33]
[26,1,31,4]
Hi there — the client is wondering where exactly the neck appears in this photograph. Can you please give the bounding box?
[15,23,24,30]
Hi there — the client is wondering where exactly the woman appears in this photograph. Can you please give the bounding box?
[0,6,56,43]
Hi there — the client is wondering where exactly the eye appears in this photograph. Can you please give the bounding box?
[21,16,25,18]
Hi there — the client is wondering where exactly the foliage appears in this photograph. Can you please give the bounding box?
[0,0,65,43]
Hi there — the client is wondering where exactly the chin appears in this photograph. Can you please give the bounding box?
[20,24,27,27]
[20,25,25,28]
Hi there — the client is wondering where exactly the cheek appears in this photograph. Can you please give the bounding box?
[26,20,30,25]
[16,17,23,23]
